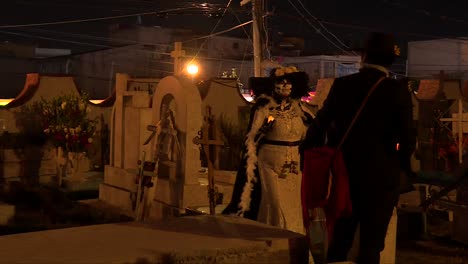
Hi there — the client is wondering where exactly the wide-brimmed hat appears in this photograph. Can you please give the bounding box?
[249,66,310,99]
[362,32,399,67]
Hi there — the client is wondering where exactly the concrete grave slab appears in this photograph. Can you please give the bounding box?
[0,215,309,264]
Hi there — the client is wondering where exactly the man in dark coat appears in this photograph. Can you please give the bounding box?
[302,32,416,263]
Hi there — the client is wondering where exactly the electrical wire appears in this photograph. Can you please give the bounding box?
[0,7,198,28]
[224,4,252,81]
[318,19,466,42]
[268,11,468,46]
[262,0,273,60]
[0,29,247,64]
[19,28,171,49]
[184,0,234,63]
[295,0,356,55]
[238,40,252,81]
[286,0,351,55]
[182,20,253,43]
[227,7,252,40]
[0,28,256,67]
[381,1,468,26]
[0,30,112,48]
[16,27,211,53]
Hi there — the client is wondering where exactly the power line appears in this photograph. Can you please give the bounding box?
[295,0,354,53]
[8,27,468,69]
[19,28,169,48]
[380,1,468,26]
[268,10,468,45]
[227,7,252,40]
[0,29,256,66]
[317,19,467,42]
[16,28,212,53]
[189,0,234,63]
[0,7,197,29]
[183,20,253,43]
[0,30,112,48]
[286,0,351,55]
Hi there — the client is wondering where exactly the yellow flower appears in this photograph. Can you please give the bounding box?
[284,66,298,74]
[61,102,67,109]
[88,138,93,143]
[275,68,285,77]
[394,45,401,56]
[79,102,86,111]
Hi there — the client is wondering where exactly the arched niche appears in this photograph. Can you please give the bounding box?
[151,76,202,185]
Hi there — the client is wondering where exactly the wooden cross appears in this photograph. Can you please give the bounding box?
[193,106,224,215]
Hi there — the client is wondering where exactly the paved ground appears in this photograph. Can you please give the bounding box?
[397,242,468,264]
[395,209,468,264]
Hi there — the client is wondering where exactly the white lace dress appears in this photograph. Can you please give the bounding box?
[240,97,312,235]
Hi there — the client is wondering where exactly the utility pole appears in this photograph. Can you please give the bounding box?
[242,0,264,77]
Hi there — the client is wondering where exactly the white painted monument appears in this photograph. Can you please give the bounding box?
[99,73,248,219]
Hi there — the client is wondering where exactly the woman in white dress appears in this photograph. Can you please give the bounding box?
[237,66,315,234]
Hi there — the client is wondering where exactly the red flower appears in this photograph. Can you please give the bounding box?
[55,133,64,141]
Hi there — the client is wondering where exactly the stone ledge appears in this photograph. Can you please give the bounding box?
[0,203,15,225]
[99,183,133,212]
[0,215,310,264]
[104,165,137,192]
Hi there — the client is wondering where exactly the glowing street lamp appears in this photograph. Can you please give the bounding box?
[186,63,199,77]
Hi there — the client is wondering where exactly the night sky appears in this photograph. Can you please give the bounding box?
[1,0,468,56]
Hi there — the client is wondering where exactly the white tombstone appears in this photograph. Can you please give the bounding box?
[200,78,249,173]
[100,74,208,218]
[310,78,334,109]
[100,73,156,211]
[148,76,203,218]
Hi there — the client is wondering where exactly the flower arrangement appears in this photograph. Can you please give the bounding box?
[30,94,97,153]
[438,135,468,155]
[435,131,468,171]
[274,66,299,77]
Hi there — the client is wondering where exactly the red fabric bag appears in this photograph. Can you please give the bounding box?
[301,146,352,237]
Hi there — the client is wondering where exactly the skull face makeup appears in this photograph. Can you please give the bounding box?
[275,79,292,98]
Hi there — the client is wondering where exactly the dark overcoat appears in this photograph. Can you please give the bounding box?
[302,67,416,201]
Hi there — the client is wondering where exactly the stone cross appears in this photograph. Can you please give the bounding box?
[170,42,186,75]
[436,71,467,164]
[440,99,467,164]
[193,106,224,215]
